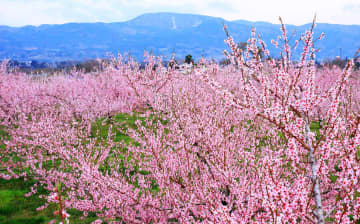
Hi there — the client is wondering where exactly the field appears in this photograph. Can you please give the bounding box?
[1,22,360,223]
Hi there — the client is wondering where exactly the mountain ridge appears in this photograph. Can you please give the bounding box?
[0,12,359,62]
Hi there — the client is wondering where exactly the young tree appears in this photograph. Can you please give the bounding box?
[185,54,194,64]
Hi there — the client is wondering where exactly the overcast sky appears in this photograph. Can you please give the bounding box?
[0,0,359,27]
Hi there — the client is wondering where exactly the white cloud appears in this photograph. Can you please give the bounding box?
[0,0,359,26]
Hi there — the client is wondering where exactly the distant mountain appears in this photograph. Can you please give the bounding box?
[0,12,359,62]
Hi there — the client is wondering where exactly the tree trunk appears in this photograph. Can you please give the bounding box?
[305,122,325,224]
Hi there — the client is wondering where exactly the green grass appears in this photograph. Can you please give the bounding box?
[90,112,147,143]
[0,179,46,222]
[0,179,50,224]
[0,179,100,223]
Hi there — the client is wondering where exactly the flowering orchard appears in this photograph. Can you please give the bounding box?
[1,18,360,223]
